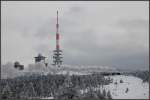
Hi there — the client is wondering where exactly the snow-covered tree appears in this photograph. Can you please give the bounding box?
[102,89,106,97]
[22,82,37,97]
[1,83,12,99]
[96,89,106,99]
[107,90,112,99]
[56,74,79,100]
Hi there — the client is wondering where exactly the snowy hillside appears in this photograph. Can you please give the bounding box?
[1,63,149,99]
[41,75,149,99]
[84,75,149,99]
[105,75,149,99]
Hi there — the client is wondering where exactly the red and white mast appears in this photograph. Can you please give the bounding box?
[52,10,63,67]
[56,11,60,50]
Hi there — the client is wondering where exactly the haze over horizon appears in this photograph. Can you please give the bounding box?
[1,1,149,70]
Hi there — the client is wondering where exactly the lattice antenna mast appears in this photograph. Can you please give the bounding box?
[56,11,59,50]
[52,10,63,67]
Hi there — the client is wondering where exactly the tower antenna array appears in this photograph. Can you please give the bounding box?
[52,11,63,67]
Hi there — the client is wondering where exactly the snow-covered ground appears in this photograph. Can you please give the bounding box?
[56,70,90,75]
[90,75,149,99]
[40,75,149,99]
[104,75,149,99]
[40,97,54,100]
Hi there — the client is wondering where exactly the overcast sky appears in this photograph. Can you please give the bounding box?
[1,1,149,70]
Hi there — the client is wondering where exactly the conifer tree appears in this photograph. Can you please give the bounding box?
[107,90,112,99]
[103,89,106,97]
[1,83,12,99]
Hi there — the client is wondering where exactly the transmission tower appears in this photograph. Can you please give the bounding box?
[52,11,63,67]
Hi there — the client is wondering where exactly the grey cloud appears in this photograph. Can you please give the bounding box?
[116,19,148,41]
[61,18,149,69]
[34,18,149,70]
[2,1,149,70]
[115,18,148,48]
[34,6,84,39]
[117,19,148,30]
[69,6,83,13]
[34,18,56,39]
[34,44,50,54]
[107,52,149,70]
